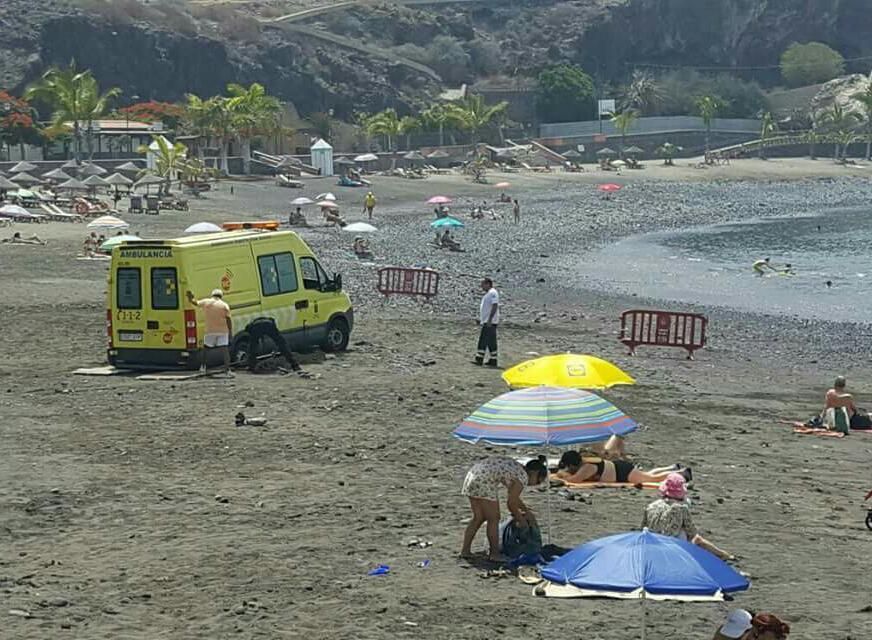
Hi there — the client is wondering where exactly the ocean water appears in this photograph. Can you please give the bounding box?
[573,207,872,322]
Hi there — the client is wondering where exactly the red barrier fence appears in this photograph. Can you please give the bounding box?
[619,309,707,360]
[377,267,440,300]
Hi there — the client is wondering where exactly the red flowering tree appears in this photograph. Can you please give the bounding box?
[0,90,42,160]
[117,100,184,130]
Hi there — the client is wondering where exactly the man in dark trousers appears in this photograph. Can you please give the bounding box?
[244,317,310,377]
[474,277,500,367]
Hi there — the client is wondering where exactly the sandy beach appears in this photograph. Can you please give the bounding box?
[1,158,871,640]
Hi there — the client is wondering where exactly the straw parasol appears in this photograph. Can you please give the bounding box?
[80,163,108,176]
[596,147,617,157]
[563,149,582,159]
[10,161,38,173]
[403,150,426,161]
[104,172,134,186]
[0,176,20,190]
[427,150,449,159]
[334,157,355,167]
[10,172,42,185]
[134,174,165,191]
[42,168,72,181]
[115,161,142,173]
[56,178,89,191]
[623,146,645,155]
[83,175,109,188]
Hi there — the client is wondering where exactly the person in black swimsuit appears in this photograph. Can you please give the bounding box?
[554,451,691,485]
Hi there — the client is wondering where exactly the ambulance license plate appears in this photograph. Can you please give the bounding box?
[119,331,143,342]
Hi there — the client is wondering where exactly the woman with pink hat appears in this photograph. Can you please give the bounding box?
[642,472,735,561]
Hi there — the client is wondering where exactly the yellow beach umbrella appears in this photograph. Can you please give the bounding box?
[502,354,635,390]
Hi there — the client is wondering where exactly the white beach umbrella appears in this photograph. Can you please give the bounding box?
[317,200,339,209]
[0,204,31,218]
[343,222,378,233]
[354,153,378,162]
[184,222,223,234]
[87,215,129,231]
[291,196,315,206]
[315,192,337,201]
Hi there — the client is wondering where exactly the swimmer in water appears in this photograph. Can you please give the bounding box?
[781,263,794,275]
[826,280,833,288]
[753,257,777,275]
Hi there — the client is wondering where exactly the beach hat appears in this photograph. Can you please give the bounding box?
[718,609,753,639]
[659,472,687,500]
[211,289,224,298]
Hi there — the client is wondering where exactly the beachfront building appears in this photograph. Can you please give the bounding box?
[44,119,165,160]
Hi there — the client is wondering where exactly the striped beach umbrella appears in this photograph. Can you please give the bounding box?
[453,386,637,447]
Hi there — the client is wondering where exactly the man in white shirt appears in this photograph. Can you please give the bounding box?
[475,277,500,367]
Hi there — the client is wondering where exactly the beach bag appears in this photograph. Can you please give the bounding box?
[501,519,543,558]
[851,409,872,430]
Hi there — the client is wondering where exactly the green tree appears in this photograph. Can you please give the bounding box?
[622,70,662,115]
[183,94,234,174]
[694,95,726,158]
[0,91,42,161]
[138,135,189,194]
[780,42,845,88]
[536,64,596,123]
[25,62,120,163]
[448,95,508,143]
[609,109,638,151]
[851,83,872,160]
[758,112,778,159]
[309,111,334,143]
[226,83,281,175]
[364,109,403,166]
[819,102,858,161]
[399,115,420,151]
[657,141,681,166]
[419,104,451,146]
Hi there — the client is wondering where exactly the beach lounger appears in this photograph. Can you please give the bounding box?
[145,196,160,215]
[129,195,143,214]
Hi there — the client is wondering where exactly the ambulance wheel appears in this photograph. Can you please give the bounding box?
[231,336,252,366]
[323,318,349,352]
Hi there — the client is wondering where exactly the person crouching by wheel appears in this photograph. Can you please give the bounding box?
[244,317,310,378]
[460,456,547,562]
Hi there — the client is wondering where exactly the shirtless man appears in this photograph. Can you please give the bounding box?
[753,257,777,276]
[824,376,856,418]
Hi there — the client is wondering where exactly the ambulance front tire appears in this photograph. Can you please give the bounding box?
[323,317,350,352]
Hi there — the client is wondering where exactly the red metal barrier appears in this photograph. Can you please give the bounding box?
[619,309,707,360]
[377,267,439,300]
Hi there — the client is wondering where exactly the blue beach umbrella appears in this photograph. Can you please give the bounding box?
[430,216,464,229]
[453,386,637,446]
[539,529,750,639]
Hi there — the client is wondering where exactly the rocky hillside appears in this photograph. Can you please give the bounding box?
[1,0,870,118]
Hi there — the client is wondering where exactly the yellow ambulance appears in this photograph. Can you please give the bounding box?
[106,228,353,369]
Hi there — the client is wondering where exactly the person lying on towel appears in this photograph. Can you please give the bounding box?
[553,450,691,486]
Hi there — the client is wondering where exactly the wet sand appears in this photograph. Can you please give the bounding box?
[1,161,871,639]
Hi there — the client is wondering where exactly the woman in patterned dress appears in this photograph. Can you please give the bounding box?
[460,456,548,561]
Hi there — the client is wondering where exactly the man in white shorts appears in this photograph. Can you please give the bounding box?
[186,288,233,376]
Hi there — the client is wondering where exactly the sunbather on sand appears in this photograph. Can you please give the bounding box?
[460,456,548,562]
[553,451,689,485]
[2,232,46,245]
[824,375,856,418]
[352,236,373,259]
[643,473,735,561]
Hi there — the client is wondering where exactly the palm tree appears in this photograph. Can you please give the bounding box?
[226,82,281,175]
[420,104,450,146]
[138,135,189,194]
[365,109,403,167]
[448,95,508,144]
[399,115,420,151]
[657,142,681,166]
[609,109,638,152]
[622,70,662,115]
[694,95,725,160]
[183,94,234,174]
[25,62,120,163]
[820,102,859,161]
[851,83,872,160]
[758,112,777,159]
